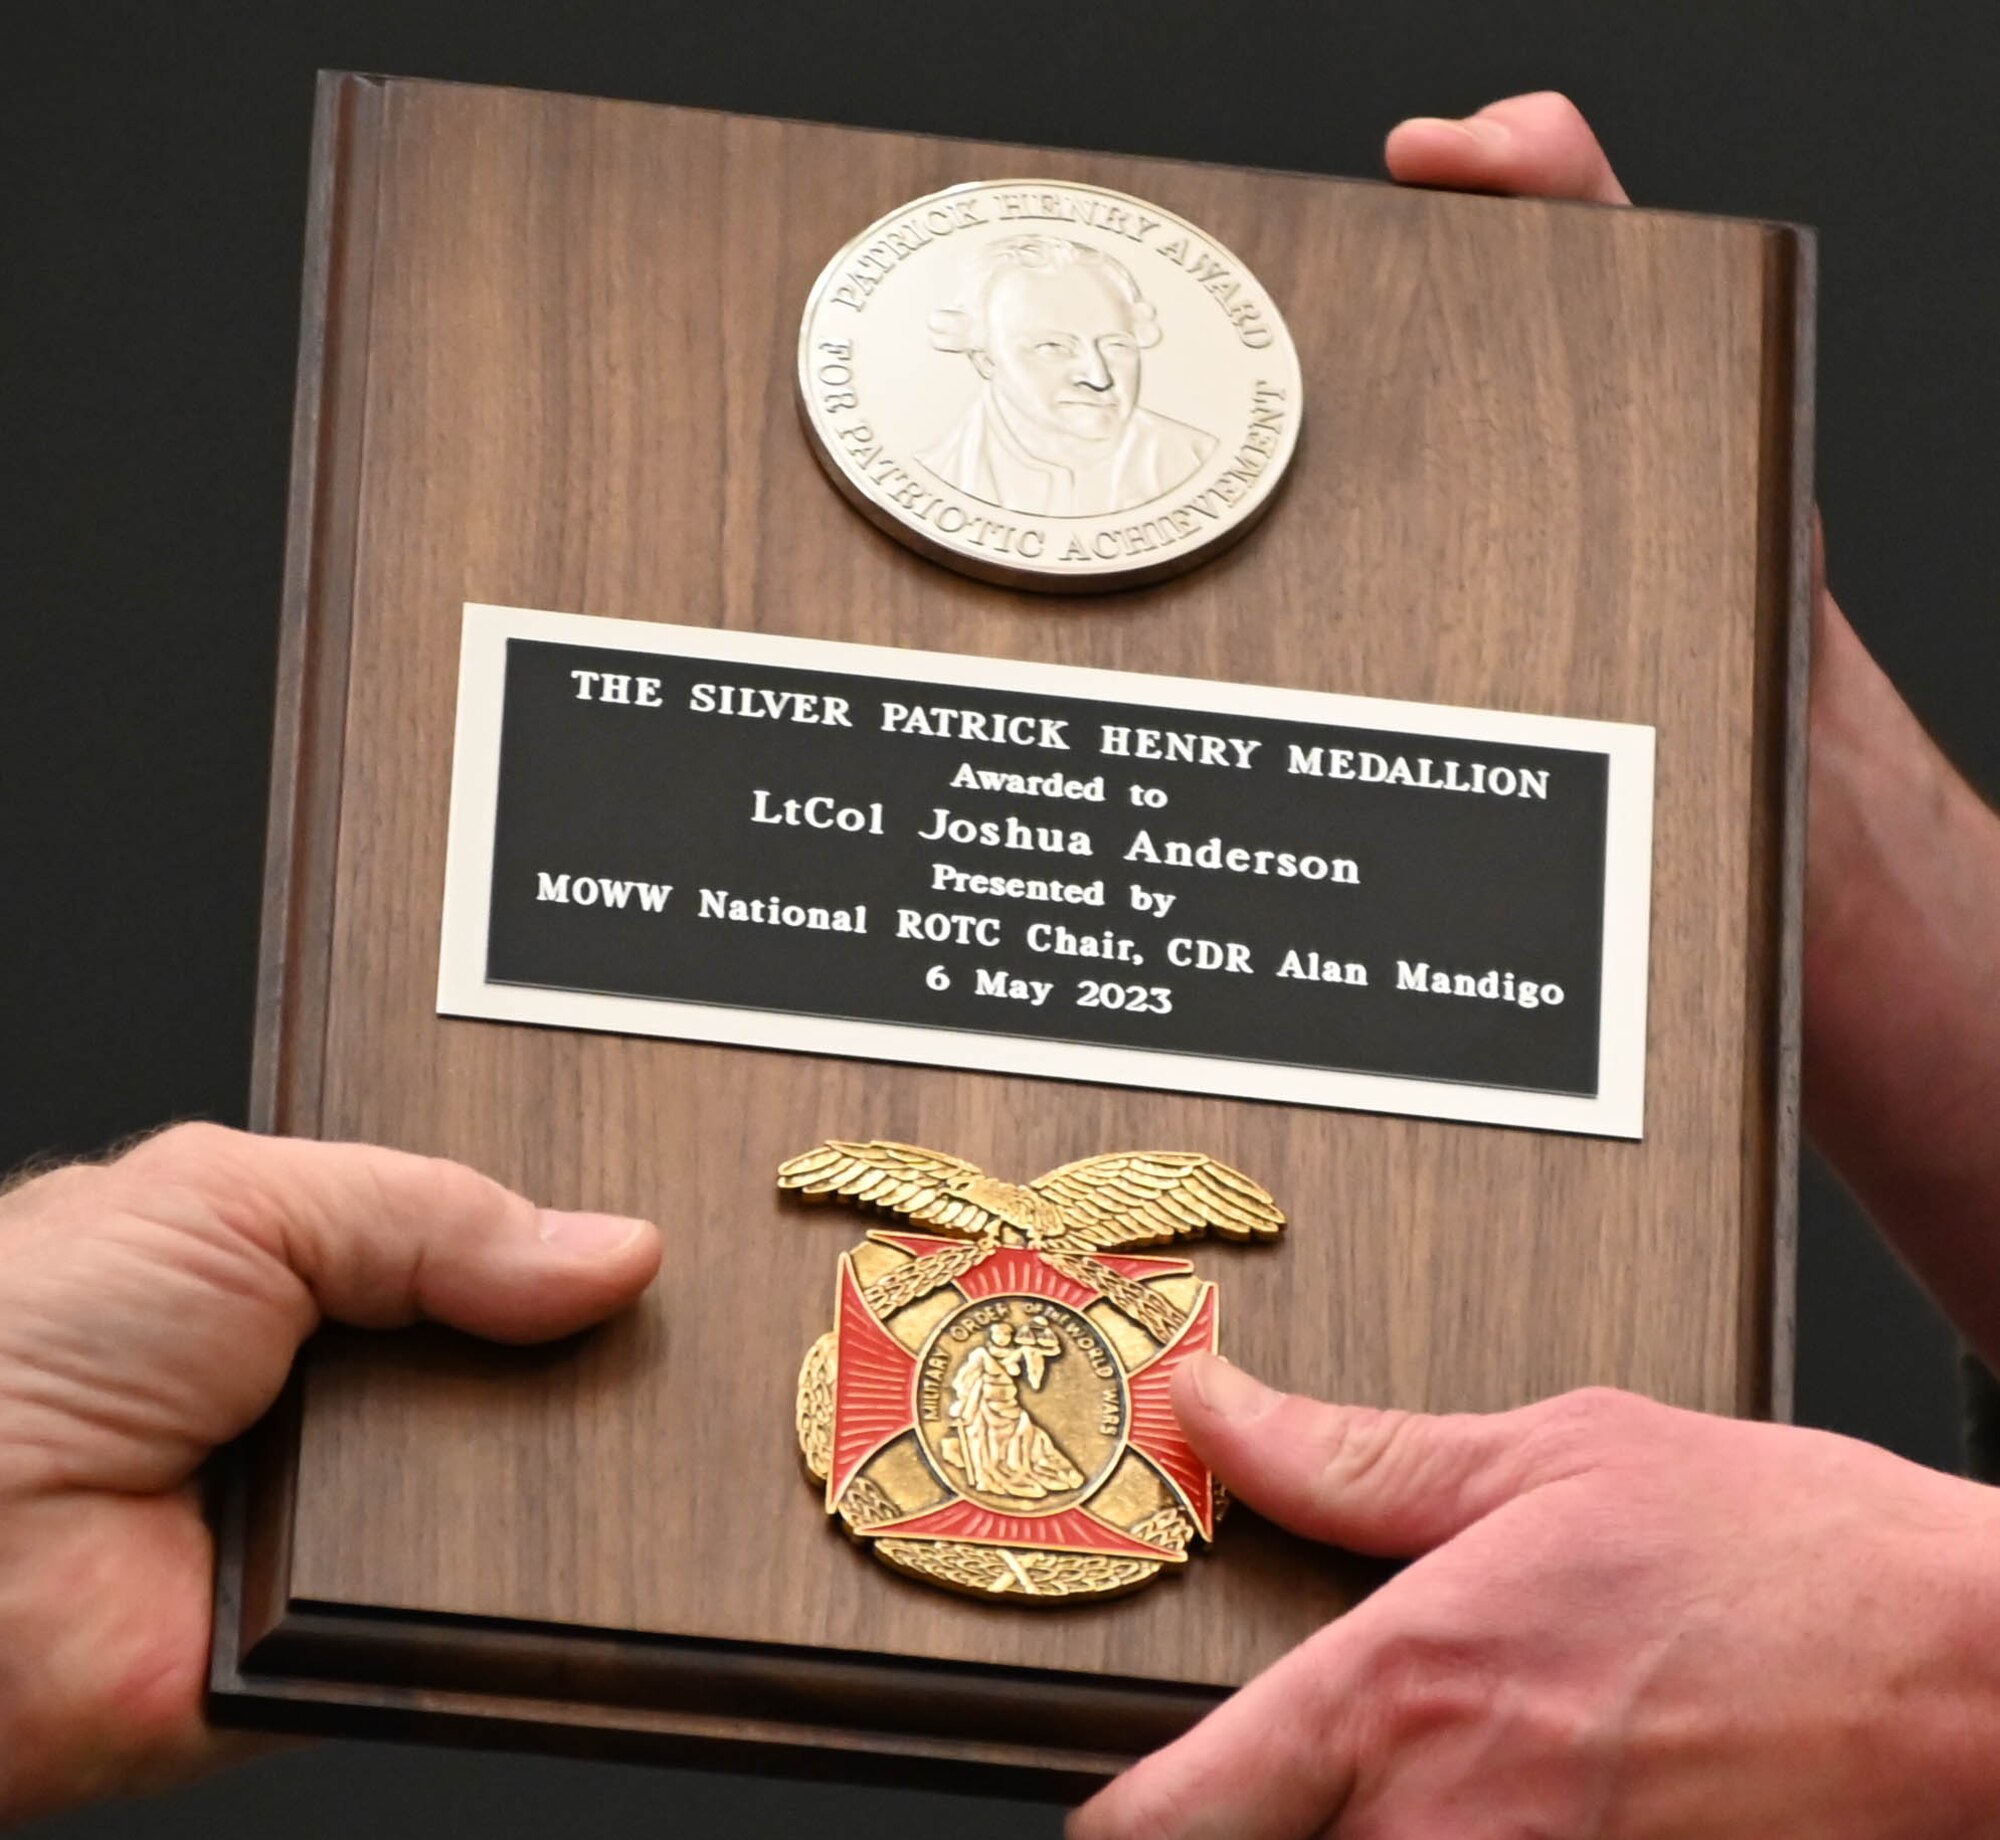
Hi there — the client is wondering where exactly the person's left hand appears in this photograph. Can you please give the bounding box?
[1071,1358,2000,1839]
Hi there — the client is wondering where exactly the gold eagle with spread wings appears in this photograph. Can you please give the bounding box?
[777,1141,1284,1341]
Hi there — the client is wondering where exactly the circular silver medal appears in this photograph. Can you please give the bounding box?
[797,180,1302,592]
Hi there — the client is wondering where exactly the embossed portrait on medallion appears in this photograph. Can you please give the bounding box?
[920,235,1217,518]
[797,180,1302,589]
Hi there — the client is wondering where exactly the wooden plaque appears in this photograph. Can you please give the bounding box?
[210,71,1813,1795]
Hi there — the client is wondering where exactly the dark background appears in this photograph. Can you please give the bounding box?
[6,3,1995,1834]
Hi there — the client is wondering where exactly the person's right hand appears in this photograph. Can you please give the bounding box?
[0,1123,661,1823]
[1382,92,2000,1372]
[1072,1359,2000,1840]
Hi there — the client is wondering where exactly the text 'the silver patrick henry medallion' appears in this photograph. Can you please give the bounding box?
[797,180,1303,592]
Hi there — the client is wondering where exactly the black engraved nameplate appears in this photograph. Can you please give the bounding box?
[439,605,1654,1136]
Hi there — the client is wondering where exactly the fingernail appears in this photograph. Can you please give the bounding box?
[1459,115,1513,151]
[1190,1354,1280,1422]
[537,1209,651,1256]
[1405,114,1511,153]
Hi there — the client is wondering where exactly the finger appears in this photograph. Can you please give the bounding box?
[1172,1357,1597,1555]
[1385,91,1629,205]
[0,1127,662,1493]
[117,1123,661,1344]
[1070,1614,1365,1840]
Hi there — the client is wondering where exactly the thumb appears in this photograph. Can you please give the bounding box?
[1173,1356,1590,1556]
[0,1123,662,1492]
[116,1123,662,1345]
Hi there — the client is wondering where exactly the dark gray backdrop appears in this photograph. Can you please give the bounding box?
[6,2,1996,1833]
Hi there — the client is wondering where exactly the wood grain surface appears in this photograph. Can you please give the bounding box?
[213,72,1812,1783]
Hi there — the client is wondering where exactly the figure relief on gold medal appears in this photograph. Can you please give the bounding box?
[938,1316,1084,1500]
[782,1140,1286,1602]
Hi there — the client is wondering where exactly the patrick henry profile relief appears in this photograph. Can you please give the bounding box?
[918,234,1216,518]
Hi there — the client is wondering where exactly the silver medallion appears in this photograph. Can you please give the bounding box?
[797,180,1302,592]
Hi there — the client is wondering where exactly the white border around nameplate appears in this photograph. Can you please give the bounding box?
[437,603,1655,1139]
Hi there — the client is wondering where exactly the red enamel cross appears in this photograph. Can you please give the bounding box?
[826,1233,1218,1560]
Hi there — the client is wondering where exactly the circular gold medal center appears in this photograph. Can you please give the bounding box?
[915,1297,1128,1515]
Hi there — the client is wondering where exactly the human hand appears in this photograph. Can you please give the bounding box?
[1072,1358,2000,1838]
[1385,90,1630,205]
[0,1123,660,1822]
